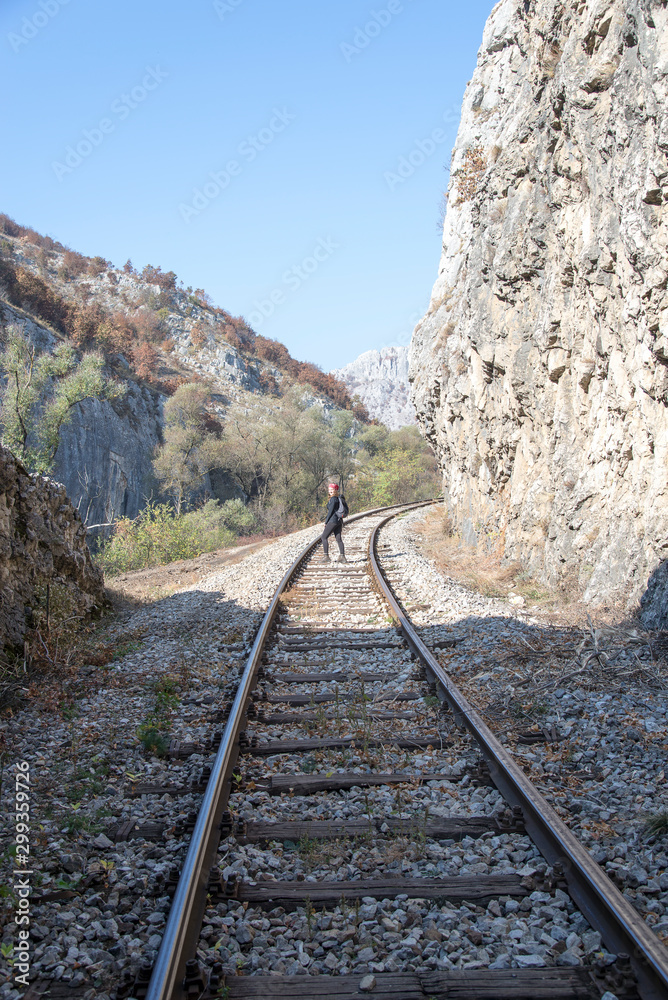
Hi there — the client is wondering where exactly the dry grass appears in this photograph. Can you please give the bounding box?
[413,510,639,631]
[415,509,556,606]
[454,145,487,204]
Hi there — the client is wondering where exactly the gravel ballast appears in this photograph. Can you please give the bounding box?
[379,510,668,950]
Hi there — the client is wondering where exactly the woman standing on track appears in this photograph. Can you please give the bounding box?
[321,482,348,563]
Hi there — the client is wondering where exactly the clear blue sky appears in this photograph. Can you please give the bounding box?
[0,0,492,371]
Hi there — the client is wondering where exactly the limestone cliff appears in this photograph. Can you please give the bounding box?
[410,0,668,615]
[0,443,103,652]
[331,346,416,430]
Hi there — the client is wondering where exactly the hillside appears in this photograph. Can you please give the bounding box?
[0,215,369,525]
[331,346,416,430]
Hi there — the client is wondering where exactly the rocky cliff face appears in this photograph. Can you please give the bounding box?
[332,346,416,430]
[410,0,668,615]
[53,386,164,527]
[0,443,103,652]
[1,301,165,528]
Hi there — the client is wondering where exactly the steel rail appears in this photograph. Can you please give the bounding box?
[145,497,440,1000]
[369,512,668,1000]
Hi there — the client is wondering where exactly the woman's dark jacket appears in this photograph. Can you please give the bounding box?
[324,495,346,524]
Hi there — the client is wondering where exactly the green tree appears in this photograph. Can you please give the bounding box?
[329,410,356,490]
[0,326,121,473]
[350,425,440,509]
[153,382,225,513]
[220,396,279,505]
[357,423,390,458]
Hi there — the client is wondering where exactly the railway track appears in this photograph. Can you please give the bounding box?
[103,502,668,999]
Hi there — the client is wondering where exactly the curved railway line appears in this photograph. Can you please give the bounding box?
[95,502,668,999]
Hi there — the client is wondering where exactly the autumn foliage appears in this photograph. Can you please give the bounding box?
[132,343,159,379]
[0,214,368,418]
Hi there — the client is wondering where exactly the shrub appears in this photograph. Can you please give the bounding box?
[0,214,23,237]
[258,372,280,396]
[95,310,135,353]
[24,228,48,248]
[88,256,109,277]
[96,500,237,575]
[0,259,70,331]
[132,343,159,380]
[155,376,188,395]
[217,498,257,535]
[255,335,292,367]
[190,324,208,349]
[136,722,169,757]
[223,327,245,351]
[133,307,164,342]
[353,399,371,422]
[229,316,256,349]
[62,249,88,278]
[141,264,177,291]
[68,302,105,347]
[455,145,486,204]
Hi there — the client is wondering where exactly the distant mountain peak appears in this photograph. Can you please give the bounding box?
[331,345,416,430]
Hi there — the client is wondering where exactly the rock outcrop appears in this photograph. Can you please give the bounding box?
[409,0,668,616]
[332,346,416,430]
[0,444,104,652]
[53,385,164,527]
